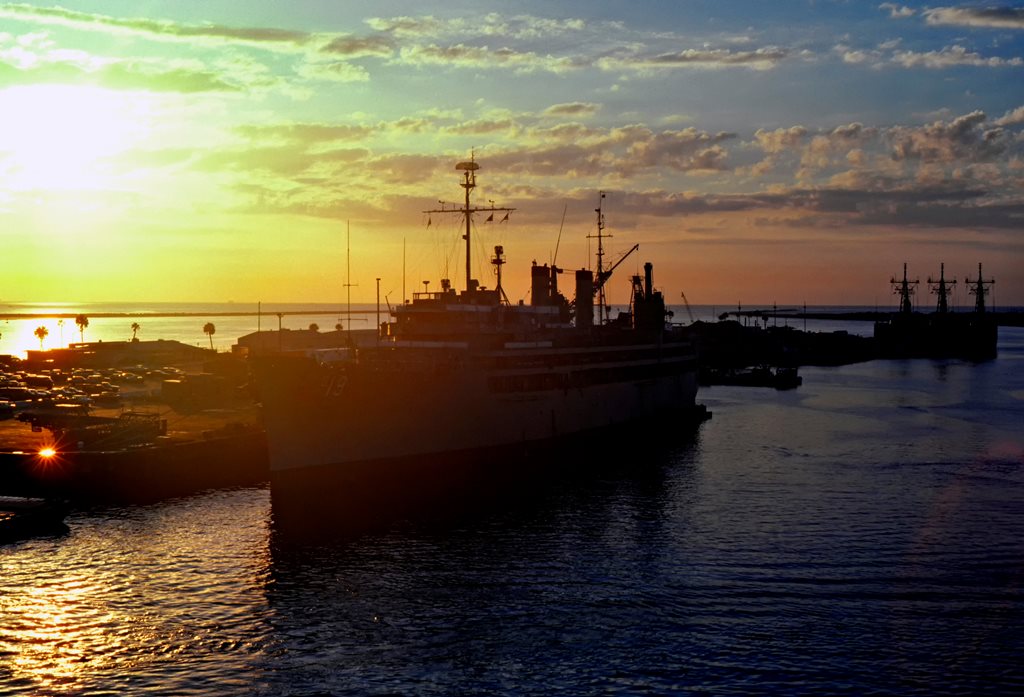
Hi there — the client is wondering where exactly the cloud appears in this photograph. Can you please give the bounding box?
[629,129,736,171]
[599,46,791,72]
[800,123,879,172]
[397,43,578,74]
[0,50,241,92]
[835,40,1024,70]
[624,180,1024,230]
[994,105,1024,126]
[320,34,394,58]
[366,14,586,40]
[365,16,445,38]
[0,3,314,49]
[542,102,600,118]
[755,126,808,154]
[923,7,1024,30]
[892,44,1023,69]
[838,47,878,65]
[295,60,370,83]
[879,4,915,19]
[887,110,1012,162]
[236,123,375,145]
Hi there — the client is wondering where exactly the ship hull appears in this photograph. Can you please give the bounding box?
[268,403,706,538]
[874,313,997,360]
[256,345,701,530]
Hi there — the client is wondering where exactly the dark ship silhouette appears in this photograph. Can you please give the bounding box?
[255,158,704,527]
[874,262,997,360]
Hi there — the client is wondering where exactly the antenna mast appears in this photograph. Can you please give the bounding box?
[422,155,515,293]
[891,263,919,315]
[927,263,956,314]
[965,262,995,313]
[344,220,358,339]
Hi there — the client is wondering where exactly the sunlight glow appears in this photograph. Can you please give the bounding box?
[37,447,57,459]
[0,85,154,193]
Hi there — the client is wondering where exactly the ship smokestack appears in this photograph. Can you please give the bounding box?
[531,262,550,306]
[575,269,594,328]
[644,262,653,299]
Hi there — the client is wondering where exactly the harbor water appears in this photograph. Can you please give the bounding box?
[1,323,1022,695]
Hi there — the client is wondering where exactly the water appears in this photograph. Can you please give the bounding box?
[1,327,1023,695]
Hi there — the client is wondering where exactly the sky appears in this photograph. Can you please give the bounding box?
[0,1,1022,307]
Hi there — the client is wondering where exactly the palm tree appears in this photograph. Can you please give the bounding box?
[34,325,49,349]
[203,322,216,350]
[75,314,89,343]
[131,322,141,341]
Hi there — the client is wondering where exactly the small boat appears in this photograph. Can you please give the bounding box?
[0,496,68,544]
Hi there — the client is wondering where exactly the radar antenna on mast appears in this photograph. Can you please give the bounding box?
[422,154,514,293]
[965,262,995,314]
[927,263,956,314]
[587,192,611,323]
[891,263,919,315]
[492,245,510,305]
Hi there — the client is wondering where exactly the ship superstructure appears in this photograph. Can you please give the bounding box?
[255,159,702,524]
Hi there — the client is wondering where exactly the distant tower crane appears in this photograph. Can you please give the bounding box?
[680,292,695,323]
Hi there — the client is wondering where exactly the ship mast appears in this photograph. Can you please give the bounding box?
[587,192,609,323]
[927,262,956,314]
[891,263,919,315]
[422,156,514,293]
[965,262,994,313]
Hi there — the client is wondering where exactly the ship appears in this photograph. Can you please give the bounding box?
[254,158,705,528]
[874,263,998,360]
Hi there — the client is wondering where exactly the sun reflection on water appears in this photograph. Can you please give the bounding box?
[0,489,273,695]
[2,576,128,692]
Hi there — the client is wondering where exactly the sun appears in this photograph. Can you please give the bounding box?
[0,84,152,193]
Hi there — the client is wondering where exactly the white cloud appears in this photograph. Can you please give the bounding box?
[879,4,915,19]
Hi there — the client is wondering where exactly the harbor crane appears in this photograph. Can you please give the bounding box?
[594,243,639,322]
[679,292,695,323]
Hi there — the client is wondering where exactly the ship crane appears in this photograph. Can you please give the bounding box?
[680,292,696,323]
[593,243,639,321]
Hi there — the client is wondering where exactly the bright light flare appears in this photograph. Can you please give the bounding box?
[37,447,57,459]
[0,84,154,193]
